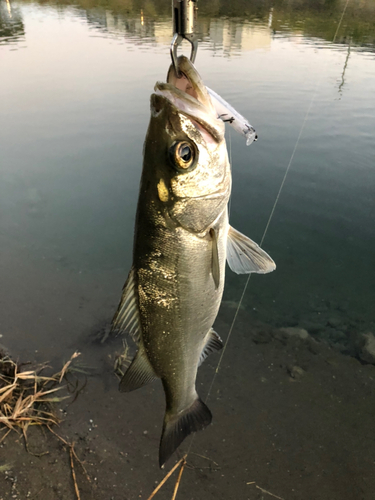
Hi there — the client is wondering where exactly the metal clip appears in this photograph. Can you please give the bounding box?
[170,0,198,76]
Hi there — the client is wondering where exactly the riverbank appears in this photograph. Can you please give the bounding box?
[1,309,374,500]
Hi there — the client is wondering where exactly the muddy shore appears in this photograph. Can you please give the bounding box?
[1,306,374,500]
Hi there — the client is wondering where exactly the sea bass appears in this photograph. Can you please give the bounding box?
[112,56,275,467]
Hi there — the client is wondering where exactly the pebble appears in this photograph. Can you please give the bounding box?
[329,330,347,342]
[287,365,305,379]
[252,329,272,344]
[300,321,322,335]
[327,316,342,329]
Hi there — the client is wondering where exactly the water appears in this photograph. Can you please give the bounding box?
[1,1,375,498]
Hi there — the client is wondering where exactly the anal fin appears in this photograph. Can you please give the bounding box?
[119,346,156,393]
[227,225,276,274]
[199,328,223,366]
[159,397,212,468]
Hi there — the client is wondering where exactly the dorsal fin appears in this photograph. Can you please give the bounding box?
[111,267,141,343]
[227,226,276,274]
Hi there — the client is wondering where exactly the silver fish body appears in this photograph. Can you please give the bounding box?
[112,57,276,467]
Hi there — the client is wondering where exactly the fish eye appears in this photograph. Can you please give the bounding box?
[169,141,197,171]
[180,144,191,162]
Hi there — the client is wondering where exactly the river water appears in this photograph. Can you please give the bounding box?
[1,0,374,356]
[1,0,375,498]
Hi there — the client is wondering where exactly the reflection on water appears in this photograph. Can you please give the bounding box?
[0,0,24,43]
[2,0,375,52]
[338,41,351,98]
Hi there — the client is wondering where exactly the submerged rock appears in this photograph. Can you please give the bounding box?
[358,333,375,364]
[279,327,310,340]
[327,316,343,329]
[329,330,347,342]
[221,300,245,311]
[300,321,322,335]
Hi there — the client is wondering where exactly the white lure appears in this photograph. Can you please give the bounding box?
[206,86,258,146]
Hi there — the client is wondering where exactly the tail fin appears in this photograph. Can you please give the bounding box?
[159,398,212,468]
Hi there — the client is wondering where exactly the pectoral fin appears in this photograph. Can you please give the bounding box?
[210,228,220,289]
[227,226,276,274]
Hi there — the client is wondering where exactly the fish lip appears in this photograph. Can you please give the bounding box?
[154,81,215,117]
[153,84,224,143]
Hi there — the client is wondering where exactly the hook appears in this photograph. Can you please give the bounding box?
[171,0,198,77]
[170,34,198,77]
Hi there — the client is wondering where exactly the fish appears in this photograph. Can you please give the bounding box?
[112,55,275,468]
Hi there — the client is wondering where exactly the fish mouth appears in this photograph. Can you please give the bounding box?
[154,56,224,143]
[165,56,215,114]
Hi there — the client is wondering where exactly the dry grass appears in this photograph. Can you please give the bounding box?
[0,350,94,499]
[0,351,80,443]
[113,339,132,379]
[146,456,187,500]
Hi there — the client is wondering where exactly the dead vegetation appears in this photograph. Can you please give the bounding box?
[0,351,81,444]
[0,350,95,499]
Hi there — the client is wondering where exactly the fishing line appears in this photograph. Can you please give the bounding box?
[228,128,233,218]
[333,0,350,43]
[183,0,351,474]
[205,0,351,409]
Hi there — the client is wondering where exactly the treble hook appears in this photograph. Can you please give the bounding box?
[170,0,198,77]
